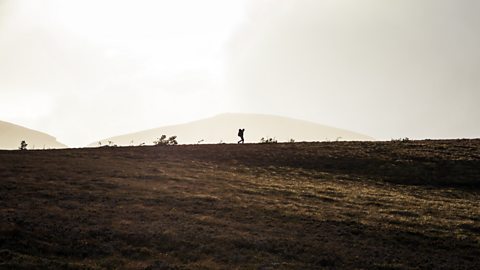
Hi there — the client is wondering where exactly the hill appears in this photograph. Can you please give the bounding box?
[89,113,373,146]
[0,120,67,150]
[1,139,479,269]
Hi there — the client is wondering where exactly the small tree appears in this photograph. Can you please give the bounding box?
[19,140,28,150]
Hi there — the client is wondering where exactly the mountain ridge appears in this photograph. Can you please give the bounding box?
[89,113,373,146]
[0,120,67,150]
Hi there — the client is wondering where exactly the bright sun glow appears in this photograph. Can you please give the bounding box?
[0,0,247,147]
[1,0,479,147]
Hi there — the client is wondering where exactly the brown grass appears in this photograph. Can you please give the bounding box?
[1,139,479,269]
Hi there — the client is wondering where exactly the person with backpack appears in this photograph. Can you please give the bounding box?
[238,128,245,144]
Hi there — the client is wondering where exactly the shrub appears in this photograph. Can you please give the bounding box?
[106,141,118,147]
[260,137,277,144]
[391,137,410,143]
[154,135,178,146]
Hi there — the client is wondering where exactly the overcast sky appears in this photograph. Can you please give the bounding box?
[1,0,479,146]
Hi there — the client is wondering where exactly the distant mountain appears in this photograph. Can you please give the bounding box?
[90,113,373,146]
[0,120,67,150]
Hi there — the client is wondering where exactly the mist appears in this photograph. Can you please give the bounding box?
[227,0,480,140]
[0,0,479,147]
[0,0,246,146]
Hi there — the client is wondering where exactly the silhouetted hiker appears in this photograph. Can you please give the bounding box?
[238,128,245,144]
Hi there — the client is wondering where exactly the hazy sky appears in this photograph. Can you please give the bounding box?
[1,0,479,146]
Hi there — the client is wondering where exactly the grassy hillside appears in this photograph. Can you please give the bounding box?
[1,140,479,269]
